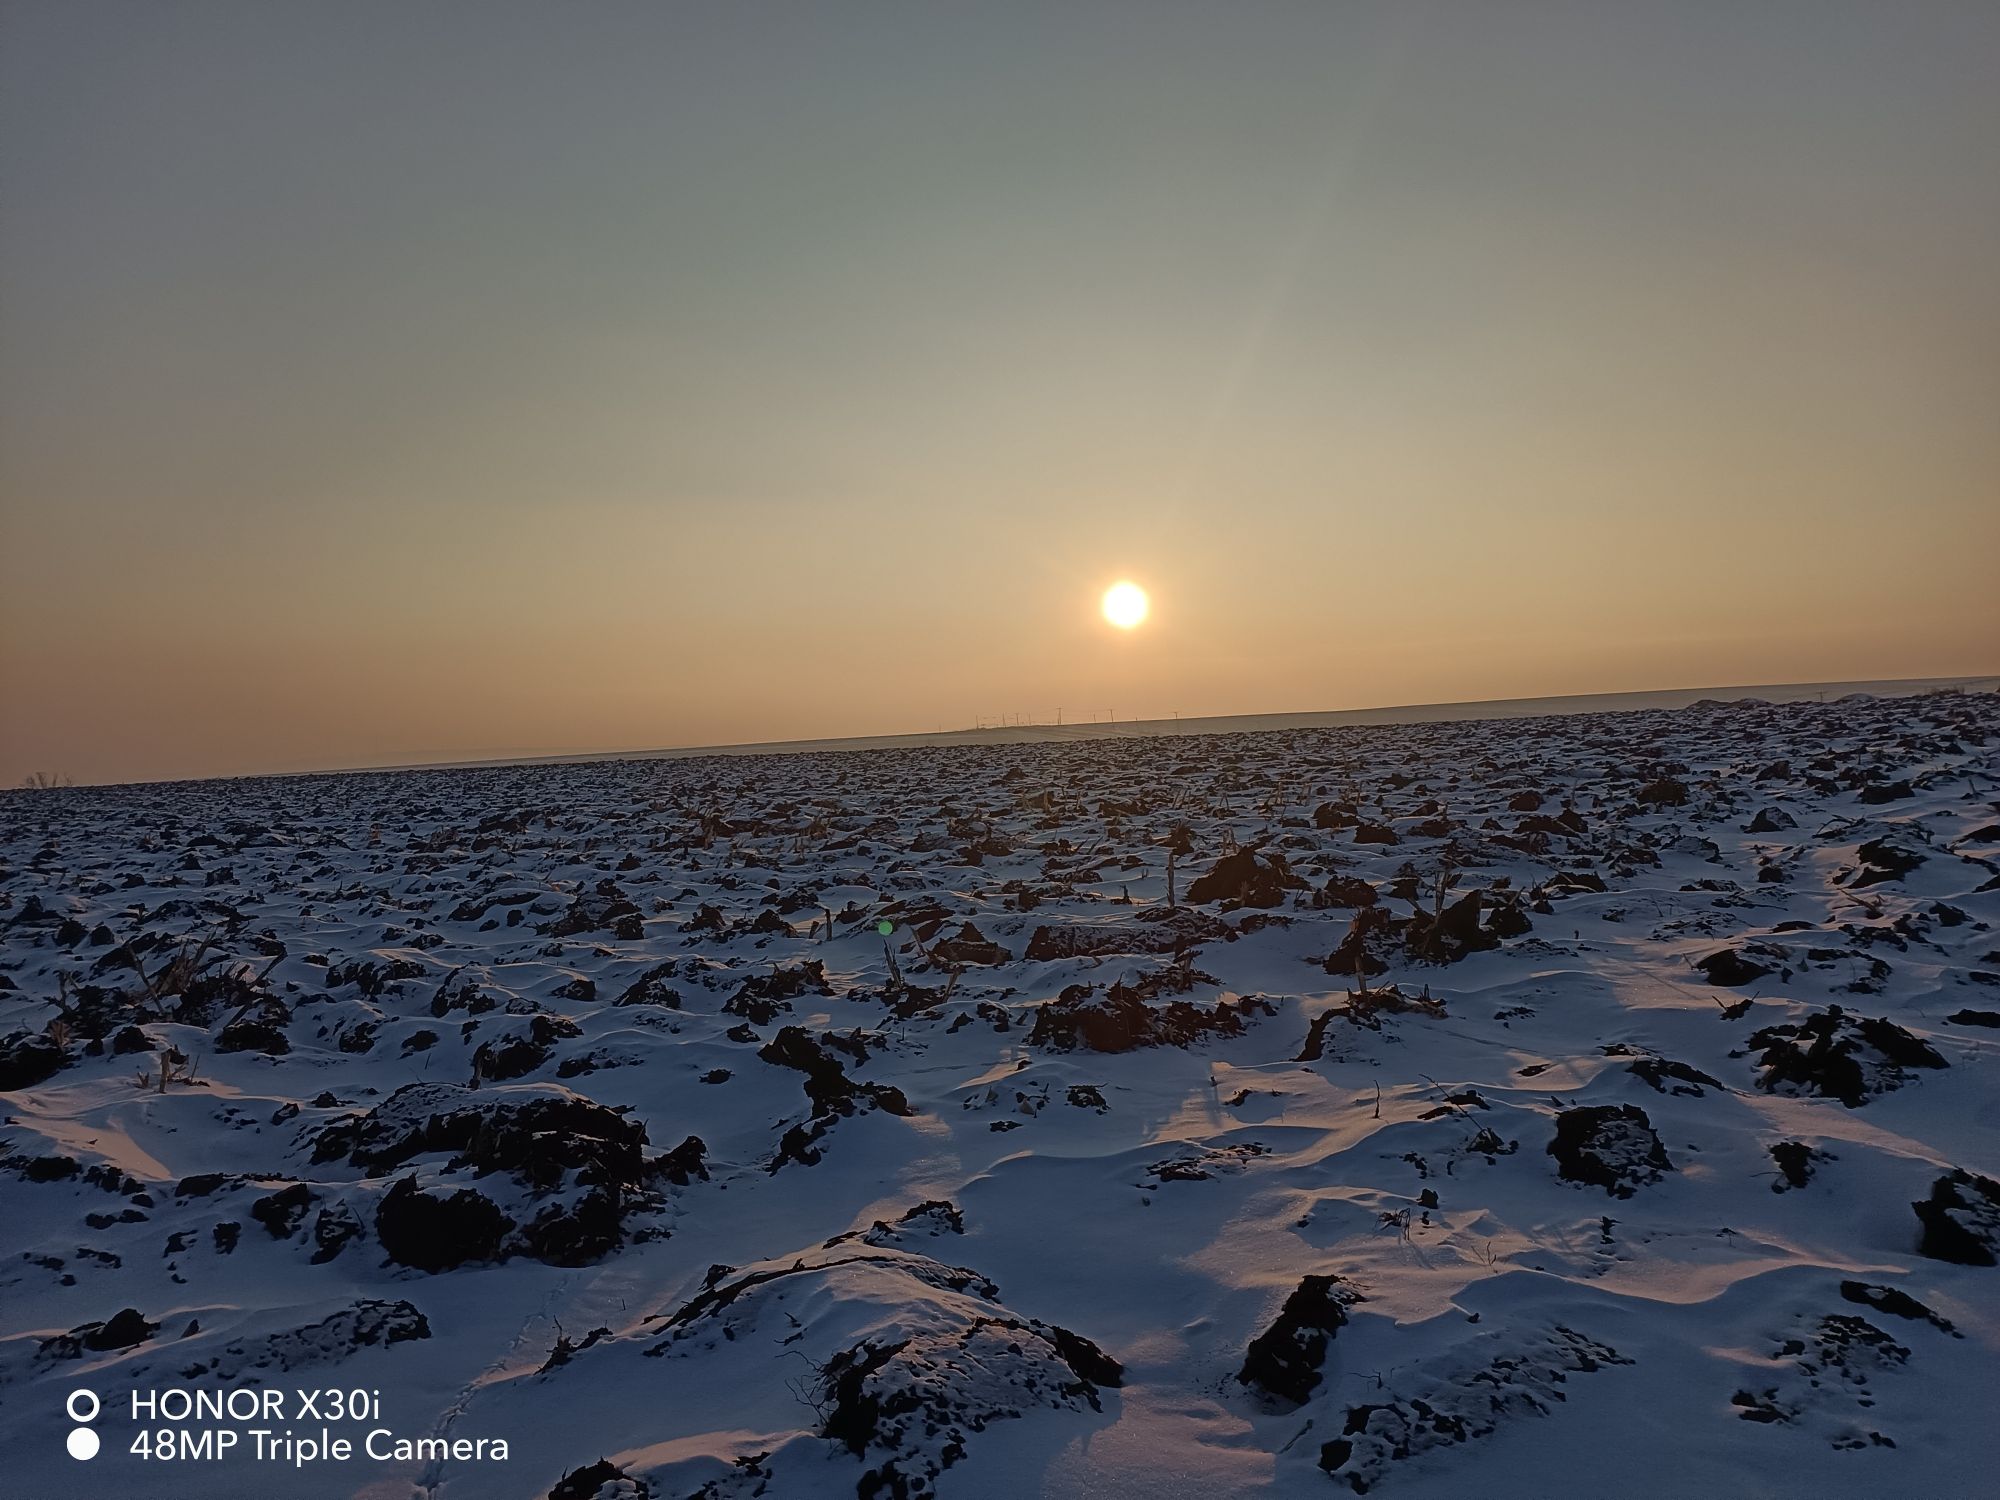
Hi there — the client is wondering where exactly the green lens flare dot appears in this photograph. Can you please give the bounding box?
[876,920,894,936]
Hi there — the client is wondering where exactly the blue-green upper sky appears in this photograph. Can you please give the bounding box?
[3,2,1996,783]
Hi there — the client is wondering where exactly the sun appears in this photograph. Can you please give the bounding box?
[1101,580,1149,629]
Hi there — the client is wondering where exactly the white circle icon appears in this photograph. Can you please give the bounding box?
[68,1427,100,1460]
[66,1389,100,1423]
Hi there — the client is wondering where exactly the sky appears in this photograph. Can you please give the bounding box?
[3,1,1997,786]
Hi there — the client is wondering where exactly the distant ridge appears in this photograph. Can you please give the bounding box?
[378,674,1999,779]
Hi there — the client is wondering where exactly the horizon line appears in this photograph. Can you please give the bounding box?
[26,671,1997,793]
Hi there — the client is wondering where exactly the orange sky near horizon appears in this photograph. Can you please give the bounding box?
[3,3,1997,787]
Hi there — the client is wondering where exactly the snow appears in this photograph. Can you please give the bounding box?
[1,688,1996,1497]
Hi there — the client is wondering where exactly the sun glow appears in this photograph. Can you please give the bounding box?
[1101,580,1149,629]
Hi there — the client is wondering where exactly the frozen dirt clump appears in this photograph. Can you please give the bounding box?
[857,1198,966,1247]
[758,1025,912,1121]
[930,923,1011,965]
[250,1181,315,1238]
[547,1459,648,1499]
[613,962,681,1008]
[1734,1302,1936,1447]
[1838,1281,1958,1336]
[307,1083,658,1269]
[1238,1273,1364,1406]
[548,881,644,940]
[1404,890,1506,965]
[1846,838,1926,888]
[1627,1057,1725,1096]
[1745,1008,1946,1108]
[1697,949,1771,987]
[39,1306,158,1360]
[642,1240,1120,1499]
[0,1030,68,1090]
[722,959,832,1023]
[469,1013,581,1082]
[1023,906,1231,961]
[818,1317,1121,1498]
[1635,777,1690,807]
[375,1175,513,1272]
[1318,1325,1630,1492]
[1185,846,1305,909]
[1296,986,1447,1059]
[758,1027,914,1172]
[214,1017,289,1054]
[1769,1140,1832,1192]
[1026,980,1269,1053]
[1313,875,1380,909]
[312,1081,649,1189]
[1912,1169,2000,1266]
[177,1299,431,1378]
[1548,1105,1672,1197]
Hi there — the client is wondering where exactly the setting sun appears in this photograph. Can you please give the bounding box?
[1101,580,1149,630]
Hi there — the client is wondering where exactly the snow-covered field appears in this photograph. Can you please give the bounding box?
[3,691,1997,1500]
